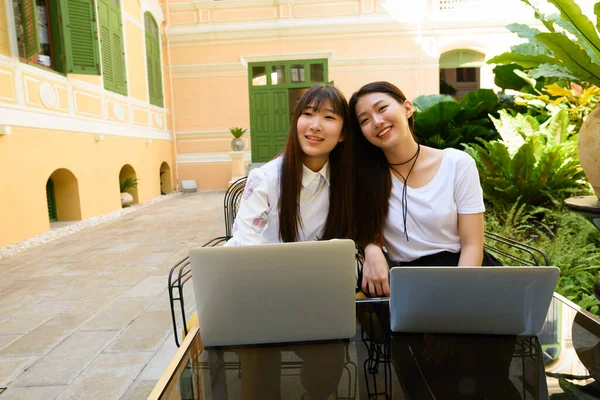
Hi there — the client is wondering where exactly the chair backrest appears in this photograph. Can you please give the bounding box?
[223,176,247,237]
[483,231,549,266]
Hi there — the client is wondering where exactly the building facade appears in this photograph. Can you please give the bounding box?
[0,0,174,247]
[166,0,552,190]
[1,0,561,247]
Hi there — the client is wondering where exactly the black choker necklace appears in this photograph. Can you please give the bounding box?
[388,143,421,242]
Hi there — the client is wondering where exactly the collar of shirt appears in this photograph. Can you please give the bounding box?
[301,161,330,188]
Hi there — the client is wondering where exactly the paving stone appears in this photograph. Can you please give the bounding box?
[0,301,71,335]
[0,335,19,351]
[120,380,156,400]
[0,356,38,386]
[11,330,118,386]
[81,298,151,331]
[139,335,179,381]
[0,314,91,356]
[54,352,153,400]
[121,276,167,298]
[0,386,65,400]
[0,193,224,398]
[107,311,171,352]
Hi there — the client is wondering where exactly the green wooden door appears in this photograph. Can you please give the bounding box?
[46,178,58,222]
[250,89,289,162]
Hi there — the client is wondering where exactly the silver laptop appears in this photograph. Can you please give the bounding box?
[190,239,357,347]
[390,266,560,336]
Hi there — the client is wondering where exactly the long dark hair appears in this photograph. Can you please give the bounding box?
[348,81,414,247]
[279,85,354,242]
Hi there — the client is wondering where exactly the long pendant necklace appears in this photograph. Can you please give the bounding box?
[389,143,421,242]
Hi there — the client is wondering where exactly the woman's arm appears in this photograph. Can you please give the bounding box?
[457,213,484,266]
[362,243,391,297]
[225,169,272,246]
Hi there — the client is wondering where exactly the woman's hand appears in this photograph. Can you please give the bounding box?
[361,244,390,297]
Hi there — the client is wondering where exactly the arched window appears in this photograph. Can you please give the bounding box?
[439,49,485,100]
[144,13,163,107]
[98,0,127,95]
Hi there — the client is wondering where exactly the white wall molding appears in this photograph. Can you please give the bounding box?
[176,129,232,137]
[171,62,245,73]
[0,105,172,140]
[123,11,145,31]
[178,152,252,164]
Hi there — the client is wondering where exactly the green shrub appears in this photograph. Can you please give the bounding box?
[412,89,500,149]
[464,109,588,209]
[120,177,139,193]
[485,208,600,316]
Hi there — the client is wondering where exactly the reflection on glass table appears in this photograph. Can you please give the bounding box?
[149,294,600,400]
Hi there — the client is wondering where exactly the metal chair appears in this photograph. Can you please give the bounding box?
[168,176,248,347]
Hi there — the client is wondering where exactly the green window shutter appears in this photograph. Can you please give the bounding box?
[145,33,155,102]
[152,39,163,107]
[60,0,100,75]
[111,6,127,95]
[145,13,163,107]
[19,0,41,58]
[98,0,113,90]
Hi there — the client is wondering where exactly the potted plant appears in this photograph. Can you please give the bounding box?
[230,127,247,151]
[120,177,139,207]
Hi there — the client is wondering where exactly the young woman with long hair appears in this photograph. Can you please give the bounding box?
[224,84,353,400]
[349,81,494,297]
[227,83,354,246]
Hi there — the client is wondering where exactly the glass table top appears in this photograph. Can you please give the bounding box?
[151,294,600,400]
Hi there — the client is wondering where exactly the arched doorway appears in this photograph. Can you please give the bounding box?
[160,162,173,194]
[46,169,82,222]
[439,50,485,100]
[119,164,139,205]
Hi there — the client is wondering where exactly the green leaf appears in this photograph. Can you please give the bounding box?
[546,0,600,61]
[506,23,545,43]
[595,2,600,33]
[528,63,578,80]
[510,43,552,56]
[520,0,557,32]
[513,69,537,89]
[460,89,499,110]
[414,102,462,137]
[553,18,600,64]
[412,94,456,112]
[487,52,557,68]
[540,109,569,145]
[536,32,600,87]
[493,64,528,90]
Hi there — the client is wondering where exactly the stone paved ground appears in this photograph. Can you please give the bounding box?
[0,192,224,400]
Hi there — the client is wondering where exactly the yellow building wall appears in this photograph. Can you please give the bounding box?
[125,20,149,103]
[0,128,174,247]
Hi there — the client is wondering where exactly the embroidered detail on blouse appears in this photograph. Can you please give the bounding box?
[251,212,268,233]
[243,174,260,200]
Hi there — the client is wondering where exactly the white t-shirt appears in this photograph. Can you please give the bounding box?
[384,148,485,262]
[225,157,330,246]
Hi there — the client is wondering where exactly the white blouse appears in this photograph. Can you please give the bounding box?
[384,149,485,262]
[225,157,330,246]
